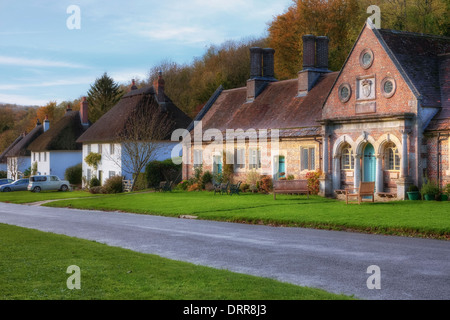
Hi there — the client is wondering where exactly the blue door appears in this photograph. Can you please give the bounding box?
[278,156,285,178]
[363,144,376,182]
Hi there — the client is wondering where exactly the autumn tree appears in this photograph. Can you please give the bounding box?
[87,72,124,123]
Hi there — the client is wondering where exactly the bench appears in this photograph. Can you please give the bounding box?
[273,180,309,200]
[345,181,375,204]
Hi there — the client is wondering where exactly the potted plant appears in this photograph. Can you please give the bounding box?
[420,180,440,201]
[407,185,420,200]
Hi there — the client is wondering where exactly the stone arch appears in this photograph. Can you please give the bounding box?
[375,133,403,158]
[354,133,377,157]
[332,134,356,158]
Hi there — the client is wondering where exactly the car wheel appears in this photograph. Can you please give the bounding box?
[3,187,11,192]
[60,185,68,192]
[33,186,41,193]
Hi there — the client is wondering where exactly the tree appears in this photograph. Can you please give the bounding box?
[110,95,175,191]
[87,72,124,123]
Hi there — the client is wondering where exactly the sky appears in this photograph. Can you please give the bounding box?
[0,0,293,106]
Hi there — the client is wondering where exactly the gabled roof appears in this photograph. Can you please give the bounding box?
[28,110,89,152]
[0,135,24,164]
[4,124,43,158]
[375,28,450,108]
[77,86,192,143]
[195,72,338,137]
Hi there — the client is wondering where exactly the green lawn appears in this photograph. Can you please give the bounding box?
[42,191,450,240]
[0,223,352,300]
[0,190,102,204]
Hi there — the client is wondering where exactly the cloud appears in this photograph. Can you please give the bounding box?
[0,56,87,69]
[0,93,48,106]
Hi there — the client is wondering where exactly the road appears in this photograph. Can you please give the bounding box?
[0,202,449,300]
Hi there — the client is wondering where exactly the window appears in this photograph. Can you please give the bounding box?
[381,77,396,98]
[248,149,261,169]
[109,171,116,179]
[38,153,41,162]
[193,149,203,168]
[110,143,115,155]
[87,144,91,154]
[87,169,92,181]
[33,153,36,162]
[234,148,245,171]
[385,143,400,171]
[44,152,47,162]
[301,147,315,171]
[98,144,102,154]
[359,48,374,69]
[338,83,351,103]
[341,147,354,170]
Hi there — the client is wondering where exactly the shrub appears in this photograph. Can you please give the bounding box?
[420,180,439,197]
[240,183,250,192]
[194,165,203,184]
[84,152,101,171]
[201,171,213,189]
[89,176,101,188]
[177,179,190,191]
[65,163,82,185]
[145,159,182,188]
[89,186,105,194]
[187,182,201,192]
[0,171,6,179]
[306,169,322,195]
[287,174,295,181]
[259,176,273,194]
[443,183,450,196]
[408,185,419,192]
[246,170,260,186]
[103,175,123,194]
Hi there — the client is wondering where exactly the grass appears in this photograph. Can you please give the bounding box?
[42,190,450,240]
[0,190,103,204]
[0,223,352,300]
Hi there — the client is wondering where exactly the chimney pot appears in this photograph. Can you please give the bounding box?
[130,79,138,91]
[153,72,165,105]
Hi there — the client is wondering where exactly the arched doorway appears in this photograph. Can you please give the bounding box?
[363,144,376,183]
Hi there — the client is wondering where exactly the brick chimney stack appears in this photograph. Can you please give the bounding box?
[298,34,330,97]
[130,79,138,91]
[302,34,316,70]
[247,47,277,102]
[80,97,89,126]
[315,36,329,70]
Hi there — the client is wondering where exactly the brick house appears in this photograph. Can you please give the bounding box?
[182,42,338,183]
[321,20,450,200]
[183,20,449,200]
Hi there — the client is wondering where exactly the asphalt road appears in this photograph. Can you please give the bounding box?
[0,202,449,300]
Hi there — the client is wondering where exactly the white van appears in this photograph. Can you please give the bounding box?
[27,175,71,192]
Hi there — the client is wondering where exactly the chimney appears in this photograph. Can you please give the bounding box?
[43,115,50,132]
[36,118,41,127]
[315,36,329,70]
[247,47,277,102]
[65,104,72,114]
[130,79,138,91]
[153,71,167,111]
[249,47,263,79]
[262,48,276,80]
[302,34,316,69]
[80,97,89,125]
[297,34,331,97]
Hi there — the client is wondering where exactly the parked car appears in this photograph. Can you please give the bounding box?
[27,175,72,192]
[0,178,14,186]
[0,178,30,192]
